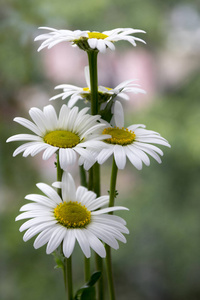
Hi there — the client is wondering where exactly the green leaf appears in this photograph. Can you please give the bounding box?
[81,287,96,300]
[74,271,101,300]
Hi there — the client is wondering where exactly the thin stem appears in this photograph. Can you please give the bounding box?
[79,165,87,188]
[79,166,91,282]
[108,158,118,209]
[57,154,73,300]
[87,49,104,300]
[65,256,73,300]
[87,50,99,115]
[84,257,91,282]
[57,153,63,191]
[93,162,101,196]
[105,245,115,300]
[95,254,104,299]
[106,157,118,300]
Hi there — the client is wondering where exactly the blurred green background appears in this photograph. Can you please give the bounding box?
[1,0,200,299]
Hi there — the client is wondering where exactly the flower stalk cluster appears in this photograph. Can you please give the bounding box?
[7,26,170,300]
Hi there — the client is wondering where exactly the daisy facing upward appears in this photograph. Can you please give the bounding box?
[7,104,110,170]
[97,101,171,170]
[16,171,129,258]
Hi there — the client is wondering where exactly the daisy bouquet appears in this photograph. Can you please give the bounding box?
[7,27,170,300]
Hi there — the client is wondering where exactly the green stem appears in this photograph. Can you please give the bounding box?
[57,153,63,190]
[87,50,99,115]
[105,245,115,300]
[108,158,118,210]
[79,165,87,188]
[106,158,118,300]
[79,166,91,282]
[84,257,91,282]
[57,154,73,300]
[95,254,104,299]
[65,256,73,300]
[87,49,104,300]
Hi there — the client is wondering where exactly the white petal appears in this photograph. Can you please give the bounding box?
[23,222,53,242]
[87,224,119,249]
[42,146,58,160]
[75,229,91,258]
[97,214,127,225]
[96,39,106,53]
[92,217,129,234]
[124,146,142,170]
[105,40,115,51]
[75,147,96,165]
[12,142,39,156]
[19,202,50,212]
[134,144,162,163]
[14,117,42,135]
[59,148,77,169]
[133,142,164,156]
[84,66,90,89]
[114,101,124,127]
[91,206,128,215]
[77,190,96,207]
[16,210,51,220]
[36,183,62,204]
[46,225,66,254]
[61,172,76,202]
[76,186,88,201]
[97,147,114,165]
[29,107,48,135]
[34,226,56,249]
[58,105,70,128]
[127,124,146,131]
[68,95,82,107]
[63,230,76,257]
[66,106,79,131]
[127,145,150,166]
[88,38,98,49]
[85,230,106,258]
[7,134,41,142]
[86,196,109,211]
[136,137,170,147]
[29,143,50,157]
[43,105,58,130]
[113,145,126,169]
[19,217,56,232]
[25,194,57,207]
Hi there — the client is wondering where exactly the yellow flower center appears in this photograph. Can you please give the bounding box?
[102,127,136,145]
[88,32,108,39]
[82,87,112,92]
[83,87,90,92]
[44,130,80,148]
[54,201,91,228]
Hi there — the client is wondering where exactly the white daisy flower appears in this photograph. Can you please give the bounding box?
[35,27,146,53]
[7,104,110,170]
[16,172,129,258]
[97,101,171,170]
[50,66,146,108]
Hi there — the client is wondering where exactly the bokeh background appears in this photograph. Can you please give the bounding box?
[1,0,200,299]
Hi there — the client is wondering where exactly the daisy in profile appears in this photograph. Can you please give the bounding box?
[16,172,129,258]
[97,101,171,170]
[50,66,146,108]
[35,27,146,53]
[7,104,109,170]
